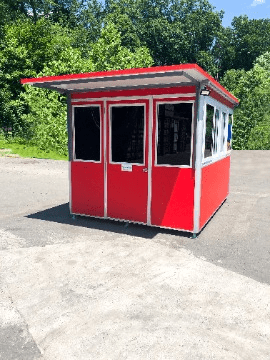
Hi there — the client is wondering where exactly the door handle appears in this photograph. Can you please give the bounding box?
[143,168,148,172]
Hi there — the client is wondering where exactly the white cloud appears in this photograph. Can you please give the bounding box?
[251,0,266,6]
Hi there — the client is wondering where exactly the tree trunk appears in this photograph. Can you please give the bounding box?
[29,0,38,23]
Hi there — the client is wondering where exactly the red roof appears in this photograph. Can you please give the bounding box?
[21,63,239,105]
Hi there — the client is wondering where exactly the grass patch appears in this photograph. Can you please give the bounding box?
[0,139,68,160]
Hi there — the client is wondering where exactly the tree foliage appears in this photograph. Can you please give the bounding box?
[13,21,153,154]
[214,16,270,77]
[221,52,270,149]
[0,0,80,25]
[0,18,85,137]
[103,0,223,75]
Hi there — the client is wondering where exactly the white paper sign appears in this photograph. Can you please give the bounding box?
[121,163,132,172]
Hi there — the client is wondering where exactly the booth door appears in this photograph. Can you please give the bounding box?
[71,103,104,217]
[151,100,195,231]
[106,100,149,223]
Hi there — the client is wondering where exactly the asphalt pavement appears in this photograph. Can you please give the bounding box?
[0,150,269,359]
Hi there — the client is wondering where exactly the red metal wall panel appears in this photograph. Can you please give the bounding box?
[71,161,104,217]
[151,167,195,231]
[199,156,231,230]
[71,86,196,100]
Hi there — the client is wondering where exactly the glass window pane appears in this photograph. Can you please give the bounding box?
[74,106,100,161]
[204,104,214,158]
[214,109,220,154]
[157,103,193,166]
[228,114,233,150]
[220,112,226,152]
[111,106,144,164]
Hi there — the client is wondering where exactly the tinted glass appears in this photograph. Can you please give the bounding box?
[157,103,193,166]
[204,104,214,158]
[74,106,100,161]
[111,106,144,164]
[221,112,226,152]
[214,109,220,154]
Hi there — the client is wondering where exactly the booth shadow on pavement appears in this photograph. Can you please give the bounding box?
[26,203,192,240]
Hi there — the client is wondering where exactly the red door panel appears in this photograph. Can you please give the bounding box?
[107,165,148,222]
[107,100,149,223]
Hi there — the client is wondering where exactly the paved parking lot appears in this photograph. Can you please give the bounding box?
[0,151,270,359]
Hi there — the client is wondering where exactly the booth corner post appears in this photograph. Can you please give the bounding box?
[66,92,74,218]
[20,64,239,235]
[67,92,73,162]
[193,82,207,236]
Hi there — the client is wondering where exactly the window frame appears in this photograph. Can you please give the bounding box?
[220,111,228,154]
[109,103,146,166]
[213,107,220,156]
[203,103,215,159]
[155,100,195,168]
[202,97,233,166]
[227,113,234,152]
[72,104,102,163]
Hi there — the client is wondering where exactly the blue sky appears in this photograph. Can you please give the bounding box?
[210,0,270,27]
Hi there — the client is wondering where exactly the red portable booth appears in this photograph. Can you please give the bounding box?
[21,64,239,236]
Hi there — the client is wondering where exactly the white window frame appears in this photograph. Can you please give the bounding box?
[72,104,102,163]
[202,96,233,166]
[109,103,146,166]
[155,100,195,168]
[220,111,227,154]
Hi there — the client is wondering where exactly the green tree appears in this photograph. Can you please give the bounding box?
[0,0,80,26]
[103,0,223,75]
[248,111,270,150]
[89,22,153,71]
[0,18,88,136]
[78,0,105,42]
[221,52,270,149]
[215,16,270,75]
[19,22,153,155]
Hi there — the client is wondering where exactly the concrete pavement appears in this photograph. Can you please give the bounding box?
[0,151,270,359]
